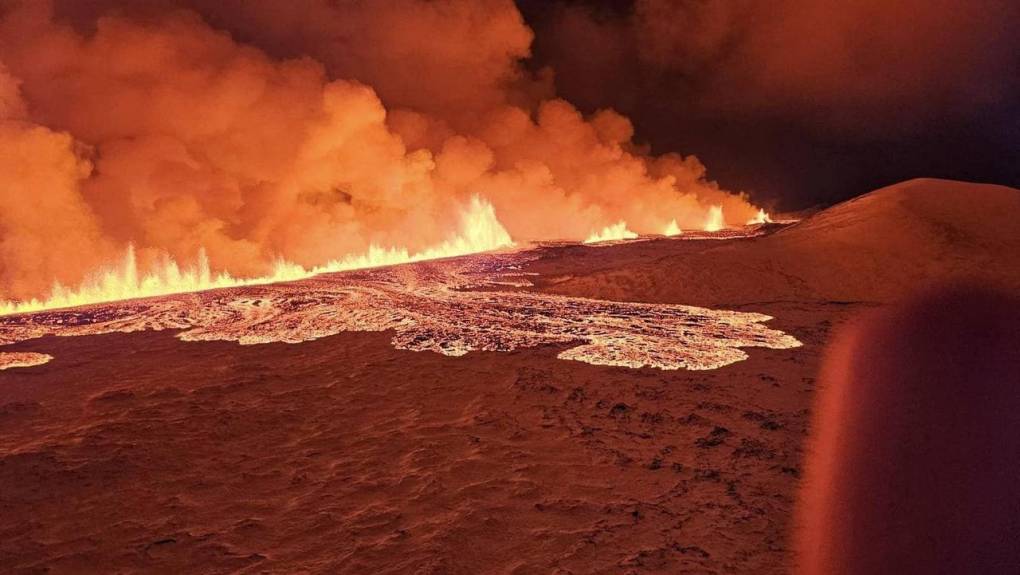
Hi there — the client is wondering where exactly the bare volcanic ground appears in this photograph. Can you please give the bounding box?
[1,179,1017,574]
[530,179,1020,307]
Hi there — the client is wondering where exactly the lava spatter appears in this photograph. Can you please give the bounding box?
[0,250,800,371]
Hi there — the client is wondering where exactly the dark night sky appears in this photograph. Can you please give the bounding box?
[515,0,1019,210]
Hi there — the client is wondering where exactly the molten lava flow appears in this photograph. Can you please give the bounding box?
[663,220,683,236]
[0,197,513,316]
[0,250,801,371]
[747,209,773,225]
[584,222,639,244]
[0,352,53,371]
[703,205,726,232]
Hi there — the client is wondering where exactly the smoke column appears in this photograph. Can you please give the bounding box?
[0,0,760,302]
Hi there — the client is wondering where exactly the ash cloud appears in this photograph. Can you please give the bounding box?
[0,0,755,301]
[523,0,1018,206]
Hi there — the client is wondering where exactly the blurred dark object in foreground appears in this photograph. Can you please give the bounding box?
[797,284,1020,573]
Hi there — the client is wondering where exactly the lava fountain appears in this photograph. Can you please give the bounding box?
[703,206,726,232]
[0,196,513,316]
[747,209,773,225]
[584,222,639,244]
[663,220,683,236]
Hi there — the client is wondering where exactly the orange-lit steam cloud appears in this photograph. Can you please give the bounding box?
[0,0,759,302]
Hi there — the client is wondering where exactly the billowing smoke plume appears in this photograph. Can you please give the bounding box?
[539,0,1016,131]
[0,0,757,301]
[524,0,1018,206]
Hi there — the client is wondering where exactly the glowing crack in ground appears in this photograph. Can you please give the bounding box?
[0,250,801,371]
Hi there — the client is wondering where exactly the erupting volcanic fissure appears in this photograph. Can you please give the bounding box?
[747,209,773,225]
[0,1,769,310]
[0,247,801,371]
[0,196,513,315]
[663,219,683,237]
[583,222,639,245]
[703,206,726,232]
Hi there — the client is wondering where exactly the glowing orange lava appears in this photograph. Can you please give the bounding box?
[584,222,639,244]
[0,352,53,371]
[0,249,801,371]
[703,206,726,232]
[663,220,683,236]
[747,209,773,225]
[0,196,513,316]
